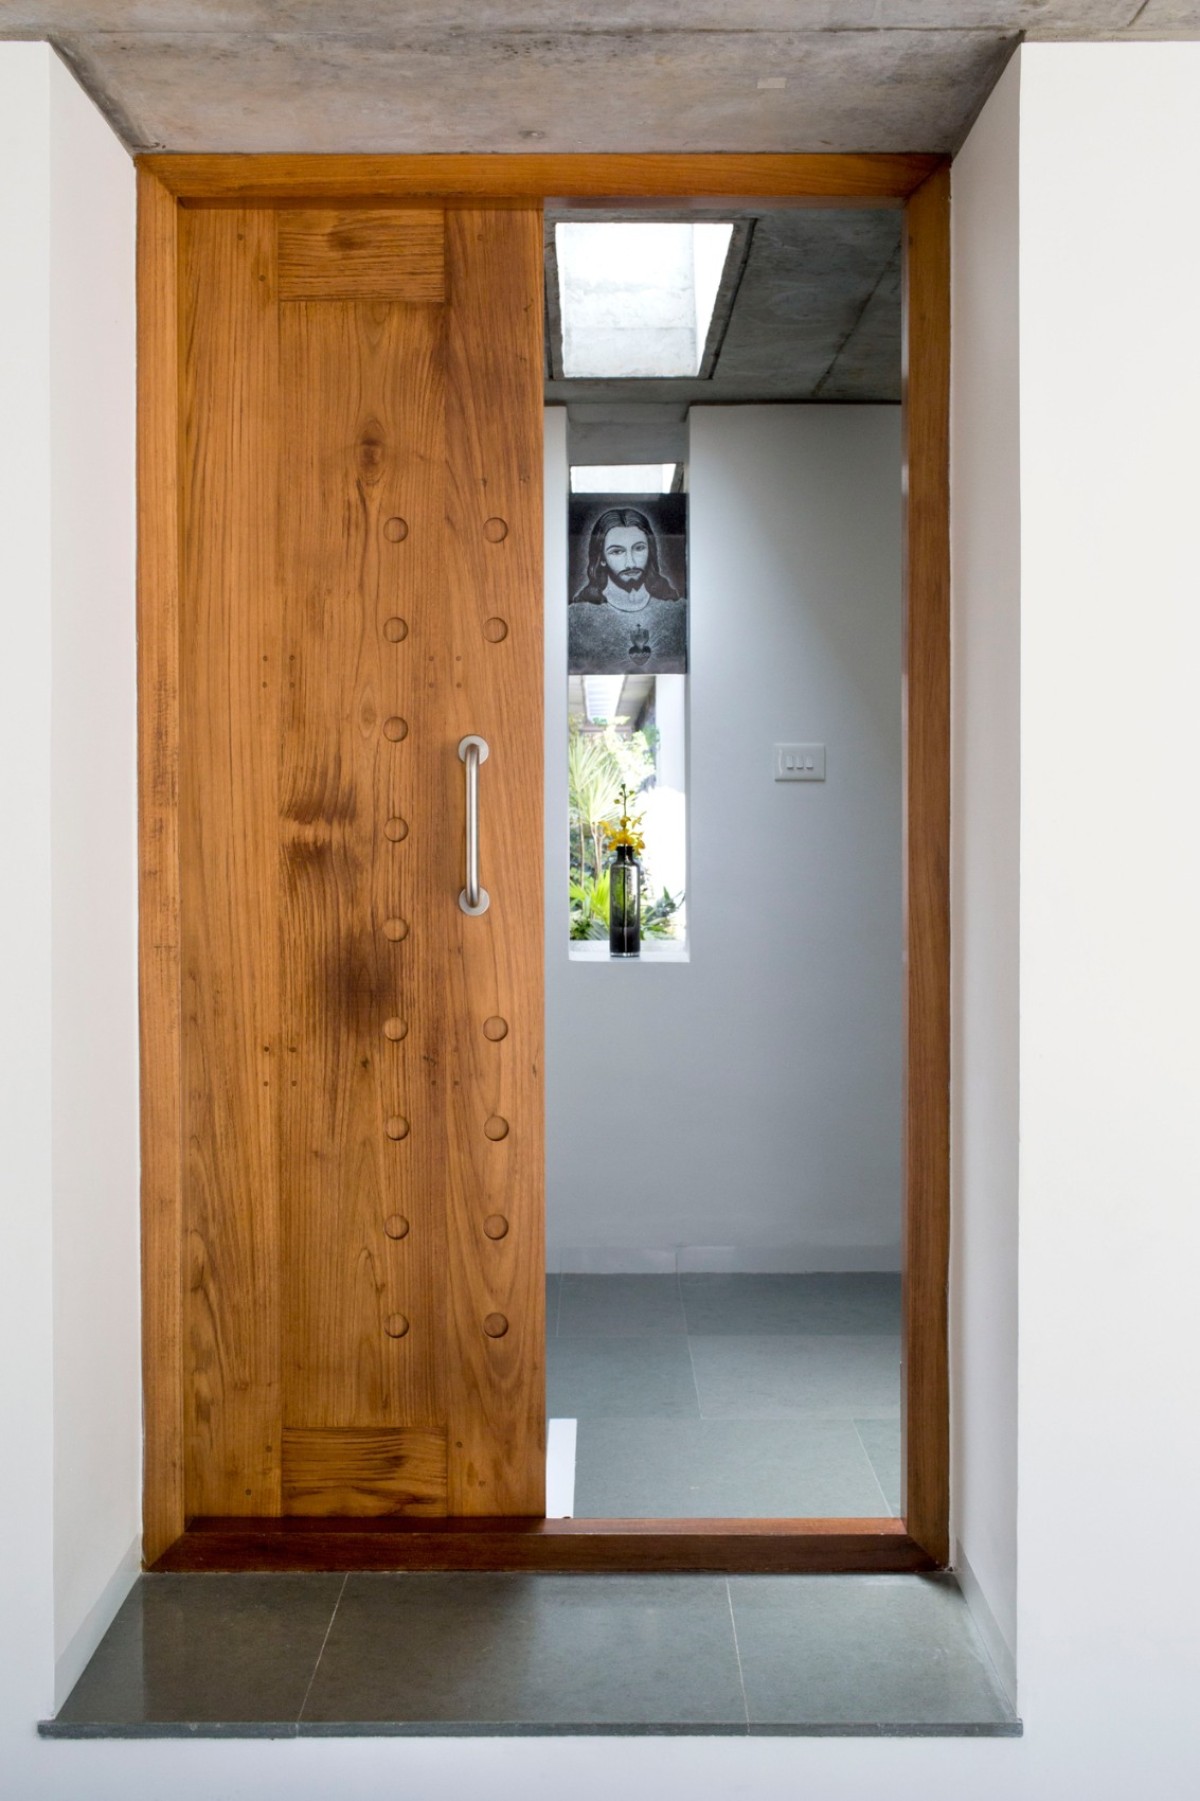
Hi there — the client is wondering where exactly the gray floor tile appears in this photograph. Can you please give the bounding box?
[301,1574,746,1728]
[558,1274,686,1336]
[855,1418,902,1514]
[730,1575,1013,1728]
[547,1334,700,1418]
[574,1417,888,1518]
[54,1574,343,1727]
[690,1335,901,1419]
[681,1274,901,1336]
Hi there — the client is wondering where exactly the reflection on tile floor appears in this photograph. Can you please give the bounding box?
[547,1274,902,1519]
[574,1418,886,1518]
[303,1574,744,1729]
[44,1571,1019,1738]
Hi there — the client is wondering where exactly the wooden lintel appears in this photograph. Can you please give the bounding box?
[137,153,944,208]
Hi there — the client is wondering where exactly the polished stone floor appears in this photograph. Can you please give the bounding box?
[42,1272,997,1741]
[546,1273,901,1518]
[43,1571,1018,1738]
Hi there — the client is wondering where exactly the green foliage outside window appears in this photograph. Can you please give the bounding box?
[567,720,683,941]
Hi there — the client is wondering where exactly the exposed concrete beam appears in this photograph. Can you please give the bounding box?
[6,28,1017,154]
[567,407,690,467]
[0,5,1170,34]
[4,6,1194,166]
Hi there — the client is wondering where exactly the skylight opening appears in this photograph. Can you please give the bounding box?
[570,464,678,494]
[556,222,734,380]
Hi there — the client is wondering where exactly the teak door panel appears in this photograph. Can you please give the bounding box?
[179,201,545,1521]
[181,206,281,1519]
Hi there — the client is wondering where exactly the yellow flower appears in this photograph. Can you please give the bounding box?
[603,788,646,857]
[604,822,646,856]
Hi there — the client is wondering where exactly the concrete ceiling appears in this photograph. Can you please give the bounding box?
[9,3,1195,453]
[547,207,902,429]
[2,3,1198,155]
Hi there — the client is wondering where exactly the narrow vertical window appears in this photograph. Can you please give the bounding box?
[567,465,688,957]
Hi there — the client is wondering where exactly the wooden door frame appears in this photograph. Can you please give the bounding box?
[137,153,950,1576]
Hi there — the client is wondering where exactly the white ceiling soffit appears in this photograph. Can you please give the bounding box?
[581,674,627,727]
[570,465,678,494]
[3,5,1197,156]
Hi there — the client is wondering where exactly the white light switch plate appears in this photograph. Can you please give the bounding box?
[774,742,826,781]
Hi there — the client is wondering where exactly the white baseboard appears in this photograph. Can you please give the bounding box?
[549,1244,902,1275]
[550,1246,677,1275]
[55,1534,141,1711]
[954,1539,1017,1708]
[676,1243,902,1274]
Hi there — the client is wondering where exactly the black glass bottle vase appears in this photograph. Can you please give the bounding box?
[609,844,642,959]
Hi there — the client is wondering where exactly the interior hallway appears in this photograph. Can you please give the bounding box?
[547,1274,900,1519]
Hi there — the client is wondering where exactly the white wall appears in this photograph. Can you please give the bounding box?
[48,46,141,1704]
[5,38,1200,1801]
[1012,40,1200,1780]
[547,408,904,1272]
[949,54,1022,1695]
[0,39,140,1738]
[0,35,59,1768]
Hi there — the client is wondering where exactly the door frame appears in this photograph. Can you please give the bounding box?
[137,153,950,1575]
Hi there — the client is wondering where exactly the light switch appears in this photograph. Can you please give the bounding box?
[774,742,826,782]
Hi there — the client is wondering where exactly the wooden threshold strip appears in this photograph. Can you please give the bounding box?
[153,1517,935,1576]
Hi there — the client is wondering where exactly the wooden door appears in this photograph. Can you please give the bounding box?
[178,201,544,1519]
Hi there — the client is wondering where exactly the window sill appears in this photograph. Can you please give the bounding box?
[567,940,689,963]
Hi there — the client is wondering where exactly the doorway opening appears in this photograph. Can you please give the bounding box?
[544,203,904,1522]
[136,153,947,1576]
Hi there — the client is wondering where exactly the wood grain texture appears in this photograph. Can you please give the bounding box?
[277,293,446,1446]
[277,209,445,301]
[282,1428,447,1516]
[442,208,546,1515]
[154,1516,934,1575]
[137,170,185,1567]
[142,154,940,206]
[180,207,282,1517]
[171,199,544,1521]
[900,165,951,1567]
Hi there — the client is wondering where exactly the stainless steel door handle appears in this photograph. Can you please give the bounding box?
[458,736,490,915]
